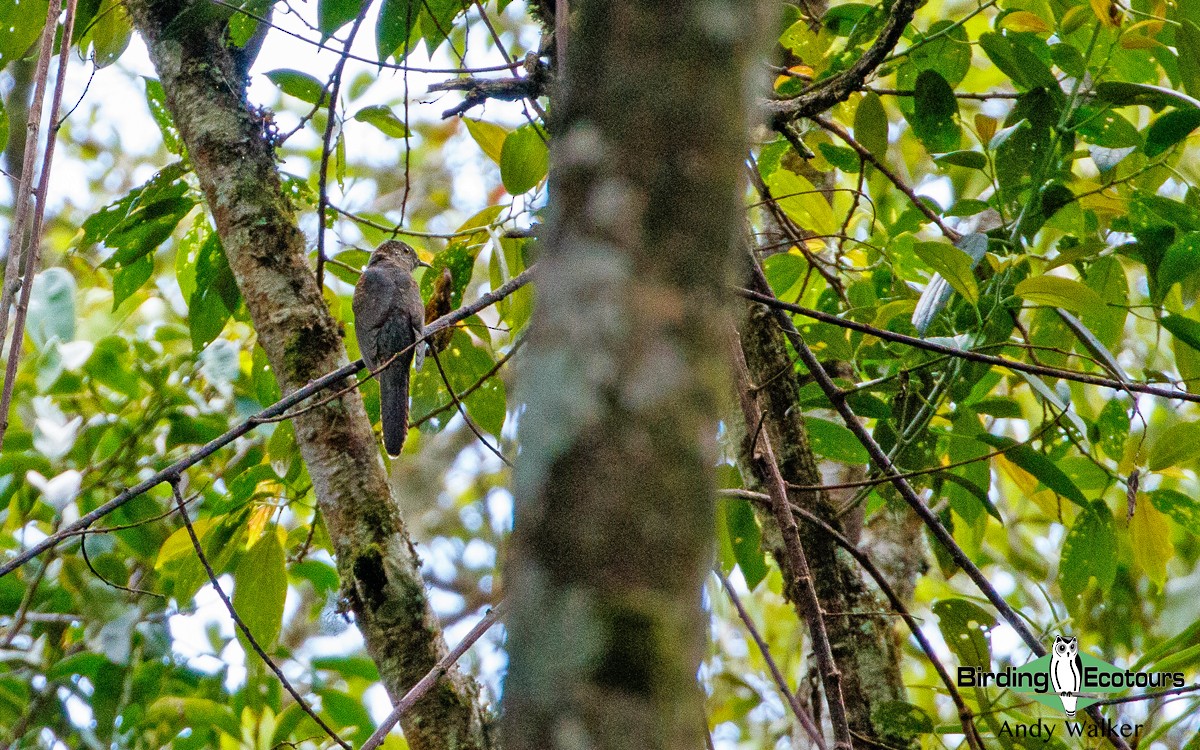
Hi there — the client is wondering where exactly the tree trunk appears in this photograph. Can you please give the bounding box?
[121,6,490,749]
[503,2,761,749]
[737,297,909,746]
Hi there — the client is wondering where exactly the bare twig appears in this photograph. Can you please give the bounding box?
[741,253,1133,750]
[729,326,853,750]
[715,570,828,750]
[170,481,350,749]
[361,600,508,750]
[735,287,1200,405]
[0,267,534,579]
[315,0,374,291]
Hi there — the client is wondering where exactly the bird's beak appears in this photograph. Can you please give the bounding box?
[417,259,433,268]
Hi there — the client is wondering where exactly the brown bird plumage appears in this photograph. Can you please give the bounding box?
[353,240,429,455]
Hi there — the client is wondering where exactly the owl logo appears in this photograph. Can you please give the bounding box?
[1050,635,1082,716]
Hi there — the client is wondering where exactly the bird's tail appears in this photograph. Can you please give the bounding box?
[379,359,411,456]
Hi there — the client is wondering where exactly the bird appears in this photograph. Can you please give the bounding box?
[1050,635,1082,717]
[353,240,430,455]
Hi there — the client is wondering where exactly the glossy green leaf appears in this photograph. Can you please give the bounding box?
[1147,422,1200,471]
[934,150,987,170]
[1145,108,1200,158]
[1094,82,1200,112]
[1178,21,1200,99]
[0,0,47,69]
[914,241,978,304]
[111,254,154,311]
[499,124,549,195]
[854,91,888,158]
[376,0,420,61]
[265,69,327,105]
[465,119,509,164]
[804,417,869,464]
[725,498,767,589]
[764,168,837,236]
[1161,313,1200,354]
[318,0,365,38]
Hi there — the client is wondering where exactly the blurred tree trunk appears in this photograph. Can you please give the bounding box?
[503,2,761,749]
[122,4,490,749]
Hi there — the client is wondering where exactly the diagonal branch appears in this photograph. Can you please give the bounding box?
[741,252,1134,750]
[171,481,350,750]
[735,287,1200,404]
[0,267,533,580]
[729,326,853,750]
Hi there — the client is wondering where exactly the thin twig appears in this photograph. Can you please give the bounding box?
[729,326,853,750]
[741,252,1133,750]
[315,0,373,291]
[170,481,350,749]
[735,287,1200,405]
[715,570,828,750]
[360,600,508,750]
[0,267,535,579]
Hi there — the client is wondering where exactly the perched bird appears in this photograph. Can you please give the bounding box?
[423,266,455,354]
[353,240,430,455]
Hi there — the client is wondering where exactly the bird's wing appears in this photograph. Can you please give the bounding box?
[353,265,397,366]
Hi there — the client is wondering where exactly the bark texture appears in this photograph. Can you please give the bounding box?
[122,7,490,749]
[503,2,760,749]
[737,298,910,746]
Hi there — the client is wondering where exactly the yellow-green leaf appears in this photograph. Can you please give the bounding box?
[765,169,837,237]
[1130,496,1174,588]
[914,241,978,305]
[233,528,287,653]
[1014,275,1103,313]
[1147,421,1200,471]
[464,119,508,165]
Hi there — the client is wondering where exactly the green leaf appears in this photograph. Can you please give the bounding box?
[1094,82,1200,112]
[870,702,933,742]
[1159,231,1200,293]
[233,529,287,653]
[1145,108,1200,158]
[978,33,1027,88]
[803,417,869,464]
[376,0,419,61]
[85,336,141,397]
[143,78,182,154]
[420,242,476,308]
[1150,489,1200,532]
[914,241,978,304]
[934,150,987,170]
[854,91,888,159]
[145,697,240,738]
[464,119,508,164]
[725,498,767,589]
[1013,275,1103,313]
[82,0,132,68]
[265,69,327,105]
[1082,255,1128,350]
[899,20,972,89]
[910,69,960,153]
[975,434,1088,507]
[0,0,47,69]
[352,105,409,137]
[1178,21,1200,99]
[817,143,860,172]
[318,0,365,38]
[1161,313,1200,354]
[26,268,76,348]
[499,124,549,194]
[111,254,154,311]
[932,598,995,669]
[1147,422,1200,471]
[1059,500,1117,611]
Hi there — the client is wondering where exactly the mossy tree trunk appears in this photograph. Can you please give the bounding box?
[122,5,490,749]
[503,2,761,749]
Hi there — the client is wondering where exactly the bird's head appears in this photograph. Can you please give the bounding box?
[371,239,431,272]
